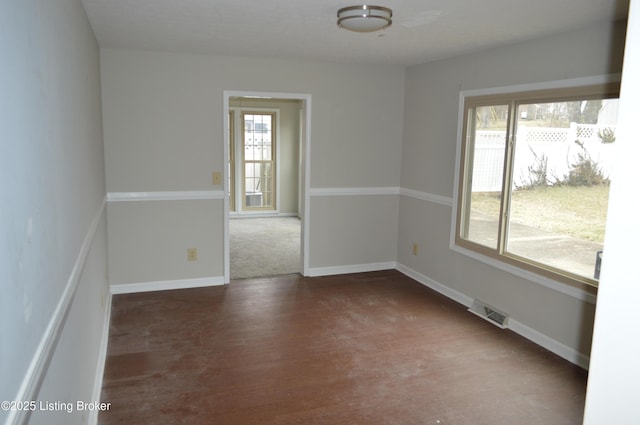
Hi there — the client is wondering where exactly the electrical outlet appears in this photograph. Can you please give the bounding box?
[187,248,198,261]
[212,171,222,185]
[412,242,419,256]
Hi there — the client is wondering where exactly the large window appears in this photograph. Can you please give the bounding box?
[242,112,276,210]
[455,82,619,289]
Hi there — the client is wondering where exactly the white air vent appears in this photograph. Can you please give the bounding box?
[468,300,509,329]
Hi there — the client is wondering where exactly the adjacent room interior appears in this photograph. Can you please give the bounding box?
[228,96,303,280]
[2,1,639,424]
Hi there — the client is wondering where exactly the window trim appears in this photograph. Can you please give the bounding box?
[241,110,277,211]
[228,107,281,215]
[450,75,621,301]
[229,110,236,212]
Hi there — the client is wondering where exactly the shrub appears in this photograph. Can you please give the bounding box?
[518,148,549,189]
[597,127,616,144]
[563,141,609,186]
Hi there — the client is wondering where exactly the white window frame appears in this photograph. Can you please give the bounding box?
[229,106,280,215]
[450,74,621,303]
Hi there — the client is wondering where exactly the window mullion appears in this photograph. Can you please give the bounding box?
[461,105,476,240]
[497,100,518,254]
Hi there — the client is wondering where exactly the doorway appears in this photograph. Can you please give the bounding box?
[223,92,311,282]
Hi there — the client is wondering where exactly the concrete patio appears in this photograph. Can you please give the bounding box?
[468,211,602,280]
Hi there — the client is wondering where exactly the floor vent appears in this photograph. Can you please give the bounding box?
[468,300,509,329]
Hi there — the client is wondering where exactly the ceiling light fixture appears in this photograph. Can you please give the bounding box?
[337,5,392,33]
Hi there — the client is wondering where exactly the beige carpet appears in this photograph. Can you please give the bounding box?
[230,217,301,279]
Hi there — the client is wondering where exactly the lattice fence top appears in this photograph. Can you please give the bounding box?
[577,124,616,142]
[518,127,568,143]
[475,124,616,145]
[475,131,506,145]
[472,124,617,192]
[577,126,596,139]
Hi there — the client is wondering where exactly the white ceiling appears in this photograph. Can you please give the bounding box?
[81,0,629,67]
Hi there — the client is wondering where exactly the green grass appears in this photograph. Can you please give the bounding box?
[471,185,610,242]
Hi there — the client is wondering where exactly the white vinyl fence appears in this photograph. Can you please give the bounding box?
[472,123,616,192]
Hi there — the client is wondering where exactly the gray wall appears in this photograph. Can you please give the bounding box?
[398,21,627,363]
[0,0,109,424]
[0,1,633,422]
[101,49,405,286]
[102,21,626,361]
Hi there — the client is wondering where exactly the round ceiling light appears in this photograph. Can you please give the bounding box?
[337,5,392,33]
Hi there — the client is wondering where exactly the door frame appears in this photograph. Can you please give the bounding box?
[223,91,312,283]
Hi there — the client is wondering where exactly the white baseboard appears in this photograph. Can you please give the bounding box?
[508,318,590,369]
[395,263,590,370]
[88,290,112,425]
[396,263,474,307]
[308,262,397,277]
[110,276,226,294]
[230,212,299,218]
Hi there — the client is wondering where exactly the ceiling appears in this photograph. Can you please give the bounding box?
[81,0,629,67]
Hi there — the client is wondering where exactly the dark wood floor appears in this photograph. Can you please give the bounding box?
[99,270,588,425]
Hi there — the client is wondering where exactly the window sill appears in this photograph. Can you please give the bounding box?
[449,242,597,304]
